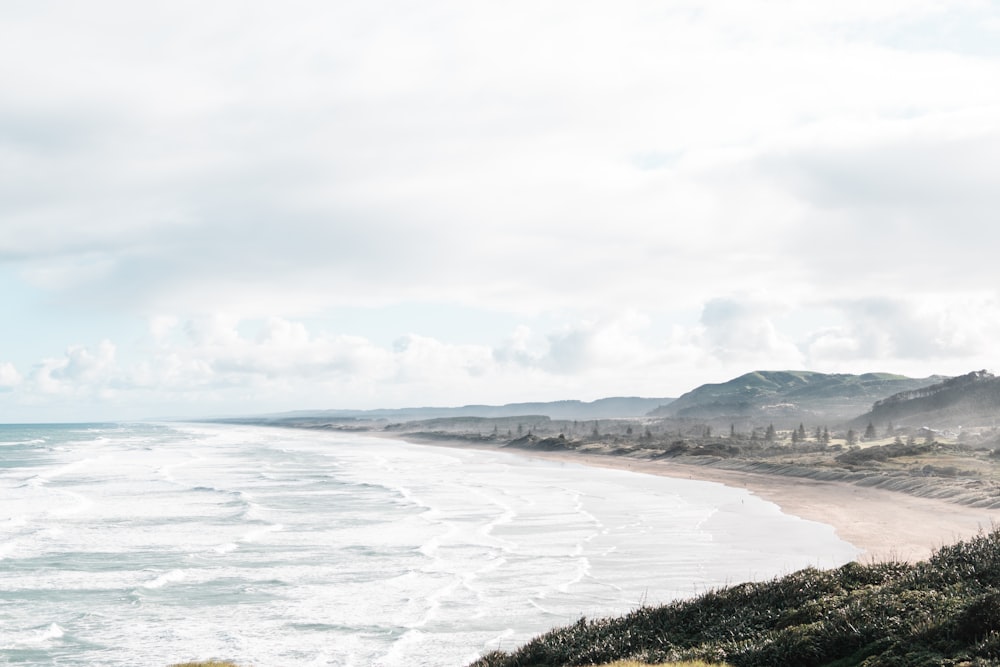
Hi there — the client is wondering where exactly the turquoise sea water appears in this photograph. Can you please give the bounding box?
[0,422,860,666]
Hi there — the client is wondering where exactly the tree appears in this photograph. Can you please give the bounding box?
[815,426,822,441]
[704,425,712,438]
[885,422,895,437]
[626,425,633,436]
[730,423,736,438]
[797,423,807,441]
[846,429,857,446]
[765,424,776,442]
[864,421,877,441]
[792,428,800,444]
[822,427,830,444]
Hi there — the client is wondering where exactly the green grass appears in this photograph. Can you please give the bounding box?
[469,528,1000,666]
[598,662,733,666]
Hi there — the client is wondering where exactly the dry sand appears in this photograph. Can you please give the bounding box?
[409,437,1000,563]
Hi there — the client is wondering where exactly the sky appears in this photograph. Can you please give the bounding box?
[2,0,1000,422]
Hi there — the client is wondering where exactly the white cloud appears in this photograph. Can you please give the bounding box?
[697,298,804,367]
[148,315,179,342]
[0,362,22,390]
[25,341,118,396]
[3,1,1000,419]
[4,294,998,421]
[2,0,998,320]
[803,295,1000,369]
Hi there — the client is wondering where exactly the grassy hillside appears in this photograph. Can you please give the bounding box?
[854,370,1000,430]
[648,371,944,427]
[470,529,1000,666]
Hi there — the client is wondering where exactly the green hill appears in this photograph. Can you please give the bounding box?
[648,371,944,427]
[853,370,1000,430]
[470,529,1000,666]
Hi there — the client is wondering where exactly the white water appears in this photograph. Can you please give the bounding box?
[0,422,860,666]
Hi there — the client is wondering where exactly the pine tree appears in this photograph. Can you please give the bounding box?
[765,424,776,442]
[864,421,877,441]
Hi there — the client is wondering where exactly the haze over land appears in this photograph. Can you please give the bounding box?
[3,2,1000,422]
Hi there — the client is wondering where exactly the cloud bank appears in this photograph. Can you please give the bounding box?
[2,0,999,419]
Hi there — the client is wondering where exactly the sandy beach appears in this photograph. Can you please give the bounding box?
[407,437,1000,563]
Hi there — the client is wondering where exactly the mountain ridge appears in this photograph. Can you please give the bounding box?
[852,369,1000,429]
[222,396,675,423]
[648,370,946,427]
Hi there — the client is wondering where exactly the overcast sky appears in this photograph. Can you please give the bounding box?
[2,0,1000,421]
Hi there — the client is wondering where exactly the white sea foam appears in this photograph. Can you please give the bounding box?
[8,623,66,648]
[0,422,861,667]
[142,569,187,589]
[0,438,46,446]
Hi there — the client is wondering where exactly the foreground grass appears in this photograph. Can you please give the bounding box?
[470,528,1000,666]
[598,662,732,666]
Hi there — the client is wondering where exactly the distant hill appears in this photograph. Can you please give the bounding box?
[648,370,945,427]
[852,370,1000,430]
[238,397,675,424]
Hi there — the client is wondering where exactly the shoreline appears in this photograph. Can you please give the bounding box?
[392,434,1000,563]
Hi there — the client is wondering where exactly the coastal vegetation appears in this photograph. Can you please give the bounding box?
[469,529,1000,666]
[597,662,732,666]
[387,421,1000,511]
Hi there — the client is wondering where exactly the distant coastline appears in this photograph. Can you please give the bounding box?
[210,369,1000,563]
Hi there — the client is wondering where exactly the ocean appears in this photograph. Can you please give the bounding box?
[0,422,860,666]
